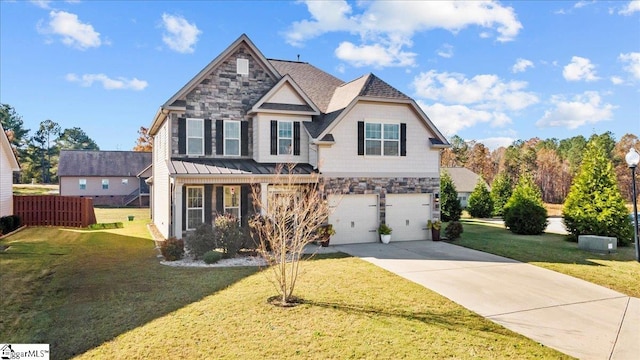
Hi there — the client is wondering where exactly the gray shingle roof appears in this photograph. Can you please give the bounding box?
[360,74,411,99]
[58,150,152,177]
[442,167,489,193]
[259,103,315,112]
[169,158,315,175]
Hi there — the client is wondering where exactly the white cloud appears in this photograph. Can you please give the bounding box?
[37,10,102,50]
[619,0,640,15]
[30,0,52,9]
[437,44,454,58]
[334,41,415,68]
[563,56,599,81]
[512,58,534,73]
[536,91,615,129]
[418,101,502,136]
[574,1,595,9]
[66,73,148,90]
[286,0,522,68]
[610,76,624,85]
[161,13,201,54]
[619,52,640,79]
[478,137,516,150]
[412,70,538,111]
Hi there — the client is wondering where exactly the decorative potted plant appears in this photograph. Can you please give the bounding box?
[378,223,392,244]
[316,223,336,247]
[427,220,442,241]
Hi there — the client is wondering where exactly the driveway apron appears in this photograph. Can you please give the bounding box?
[334,240,639,360]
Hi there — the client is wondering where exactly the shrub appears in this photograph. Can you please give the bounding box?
[563,137,633,245]
[88,222,123,230]
[503,174,548,235]
[213,214,244,258]
[467,181,493,218]
[0,215,21,235]
[160,237,184,261]
[444,221,464,240]
[440,171,462,222]
[185,223,216,259]
[490,172,512,217]
[203,250,224,264]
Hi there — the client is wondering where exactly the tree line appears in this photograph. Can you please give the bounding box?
[441,132,639,205]
[1,104,152,184]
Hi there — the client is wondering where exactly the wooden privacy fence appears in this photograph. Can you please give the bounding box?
[14,196,97,228]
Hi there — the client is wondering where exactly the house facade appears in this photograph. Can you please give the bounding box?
[149,34,449,244]
[442,167,489,208]
[0,123,20,217]
[58,150,151,207]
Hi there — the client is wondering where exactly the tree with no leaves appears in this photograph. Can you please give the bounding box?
[249,164,331,306]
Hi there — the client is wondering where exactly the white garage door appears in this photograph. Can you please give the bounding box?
[328,194,379,245]
[386,194,431,241]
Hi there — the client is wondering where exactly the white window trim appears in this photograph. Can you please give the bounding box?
[365,122,400,157]
[101,179,109,190]
[79,179,86,190]
[186,118,204,156]
[186,186,204,231]
[224,120,241,156]
[278,121,293,155]
[237,58,249,75]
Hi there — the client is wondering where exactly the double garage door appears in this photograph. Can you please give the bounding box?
[328,193,432,245]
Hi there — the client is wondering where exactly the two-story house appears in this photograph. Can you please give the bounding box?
[149,34,449,244]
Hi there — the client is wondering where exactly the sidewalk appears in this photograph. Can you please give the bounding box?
[334,240,639,360]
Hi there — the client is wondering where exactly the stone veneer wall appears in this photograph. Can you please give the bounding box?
[171,45,277,157]
[321,176,440,223]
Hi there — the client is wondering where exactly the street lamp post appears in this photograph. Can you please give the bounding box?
[625,148,640,262]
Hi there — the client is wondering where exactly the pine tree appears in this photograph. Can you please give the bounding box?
[490,172,512,217]
[504,174,548,235]
[563,137,633,245]
[440,171,462,222]
[467,180,493,218]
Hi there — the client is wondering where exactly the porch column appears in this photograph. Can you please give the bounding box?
[174,183,183,239]
[260,182,268,215]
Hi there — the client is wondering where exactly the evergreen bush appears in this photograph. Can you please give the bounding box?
[440,171,462,222]
[185,223,216,260]
[213,214,244,258]
[467,180,493,218]
[444,221,464,240]
[503,174,548,235]
[490,172,512,217]
[203,250,224,264]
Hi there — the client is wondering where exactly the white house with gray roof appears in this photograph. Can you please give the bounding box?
[442,167,490,208]
[149,34,450,244]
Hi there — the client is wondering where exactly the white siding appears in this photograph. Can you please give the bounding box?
[152,120,171,239]
[252,113,312,163]
[266,83,306,105]
[318,102,440,177]
[0,146,14,217]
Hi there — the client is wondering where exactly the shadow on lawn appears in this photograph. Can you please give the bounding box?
[1,227,261,360]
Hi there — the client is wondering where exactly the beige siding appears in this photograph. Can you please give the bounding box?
[318,102,440,177]
[266,83,306,105]
[60,176,139,196]
[252,113,312,163]
[0,147,14,217]
[152,120,171,239]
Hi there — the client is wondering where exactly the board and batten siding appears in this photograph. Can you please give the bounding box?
[153,120,172,239]
[252,113,312,163]
[318,102,440,177]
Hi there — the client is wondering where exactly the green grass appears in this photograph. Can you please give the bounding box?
[0,209,568,359]
[12,184,59,195]
[453,220,640,297]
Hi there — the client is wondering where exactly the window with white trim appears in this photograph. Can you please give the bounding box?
[102,179,109,190]
[122,179,128,185]
[365,123,399,156]
[278,121,293,155]
[224,186,241,219]
[79,179,86,190]
[186,186,204,230]
[187,118,204,156]
[224,121,240,156]
[237,58,249,75]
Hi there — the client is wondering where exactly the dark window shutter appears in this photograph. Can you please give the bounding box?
[270,120,277,155]
[357,121,365,155]
[216,120,224,155]
[178,118,186,155]
[241,185,250,225]
[181,187,187,231]
[241,121,249,156]
[400,123,407,157]
[293,122,301,156]
[204,185,213,224]
[216,186,224,215]
[205,119,212,155]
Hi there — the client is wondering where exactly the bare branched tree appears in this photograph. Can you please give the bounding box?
[249,164,331,306]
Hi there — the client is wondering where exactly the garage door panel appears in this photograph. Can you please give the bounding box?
[386,194,431,241]
[328,194,378,245]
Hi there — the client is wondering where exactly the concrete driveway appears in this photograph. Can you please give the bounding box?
[333,240,639,360]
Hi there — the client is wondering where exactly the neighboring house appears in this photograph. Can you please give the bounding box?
[58,150,151,207]
[149,34,450,244]
[0,123,20,217]
[442,167,489,208]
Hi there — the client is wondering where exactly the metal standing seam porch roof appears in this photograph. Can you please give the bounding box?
[168,158,316,176]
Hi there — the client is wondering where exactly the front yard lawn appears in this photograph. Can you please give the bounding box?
[454,220,640,298]
[0,209,568,359]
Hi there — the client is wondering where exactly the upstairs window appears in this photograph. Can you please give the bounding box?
[365,123,399,156]
[278,121,293,155]
[237,58,249,75]
[79,179,86,190]
[102,179,109,190]
[224,121,240,156]
[187,118,204,156]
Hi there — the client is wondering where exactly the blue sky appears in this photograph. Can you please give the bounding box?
[1,0,638,150]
